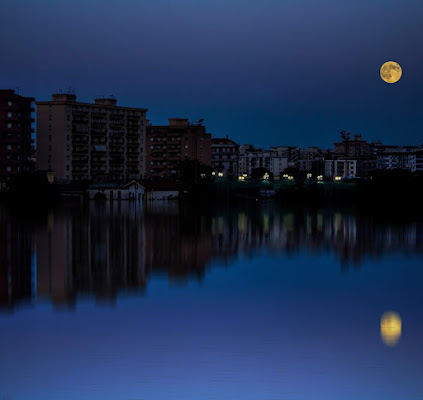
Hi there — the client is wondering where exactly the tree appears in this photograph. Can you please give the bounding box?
[175,158,213,185]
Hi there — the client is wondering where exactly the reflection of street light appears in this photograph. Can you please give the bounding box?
[218,172,223,177]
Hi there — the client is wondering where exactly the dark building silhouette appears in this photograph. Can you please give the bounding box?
[146,118,212,178]
[212,137,239,177]
[0,89,35,188]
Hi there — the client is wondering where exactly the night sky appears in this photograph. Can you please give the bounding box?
[1,0,422,148]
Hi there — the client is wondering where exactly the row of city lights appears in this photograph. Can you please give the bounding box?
[211,172,344,182]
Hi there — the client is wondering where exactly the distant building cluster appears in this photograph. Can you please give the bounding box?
[1,89,423,188]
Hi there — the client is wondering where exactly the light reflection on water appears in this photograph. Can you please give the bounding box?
[0,202,422,399]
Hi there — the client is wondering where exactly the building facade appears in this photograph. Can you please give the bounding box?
[212,137,239,177]
[146,118,212,178]
[0,89,35,187]
[36,94,148,182]
[377,150,423,173]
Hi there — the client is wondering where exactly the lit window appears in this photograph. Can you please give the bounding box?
[7,145,11,151]
[6,166,11,172]
[7,123,12,129]
[8,101,12,107]
[7,112,12,118]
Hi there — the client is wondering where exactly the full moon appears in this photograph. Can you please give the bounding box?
[380,311,402,346]
[380,61,402,84]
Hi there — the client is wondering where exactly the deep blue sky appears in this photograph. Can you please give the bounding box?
[1,0,422,148]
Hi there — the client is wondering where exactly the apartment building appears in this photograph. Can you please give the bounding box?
[36,94,148,182]
[377,150,423,172]
[212,137,239,177]
[0,89,35,187]
[238,145,294,178]
[146,118,212,178]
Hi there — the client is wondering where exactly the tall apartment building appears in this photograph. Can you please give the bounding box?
[36,94,148,182]
[330,133,377,178]
[212,137,239,177]
[146,118,212,178]
[0,89,35,187]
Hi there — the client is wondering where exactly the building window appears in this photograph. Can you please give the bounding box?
[185,144,189,149]
[49,145,52,151]
[66,165,69,171]
[66,125,70,131]
[49,125,52,131]
[7,112,12,118]
[49,105,52,111]
[7,123,12,129]
[7,145,11,151]
[6,166,11,172]
[49,115,52,120]
[67,135,70,141]
[8,101,12,107]
[49,135,52,142]
[67,115,70,121]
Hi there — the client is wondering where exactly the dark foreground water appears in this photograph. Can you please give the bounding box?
[1,201,423,400]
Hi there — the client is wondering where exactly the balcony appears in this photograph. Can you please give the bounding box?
[91,157,107,165]
[72,145,89,154]
[73,156,89,163]
[73,137,89,145]
[91,120,108,127]
[73,166,89,173]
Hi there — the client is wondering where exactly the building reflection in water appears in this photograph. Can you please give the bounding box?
[1,201,423,309]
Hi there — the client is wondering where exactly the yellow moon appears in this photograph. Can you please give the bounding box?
[380,61,402,84]
[380,311,402,346]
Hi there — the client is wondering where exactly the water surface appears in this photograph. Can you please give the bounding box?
[1,202,422,399]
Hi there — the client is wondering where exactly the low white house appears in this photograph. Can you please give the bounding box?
[87,181,180,201]
[87,183,139,200]
[139,181,180,201]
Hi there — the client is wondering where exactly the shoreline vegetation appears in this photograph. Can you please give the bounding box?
[1,167,423,219]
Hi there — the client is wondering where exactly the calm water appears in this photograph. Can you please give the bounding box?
[1,201,423,400]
